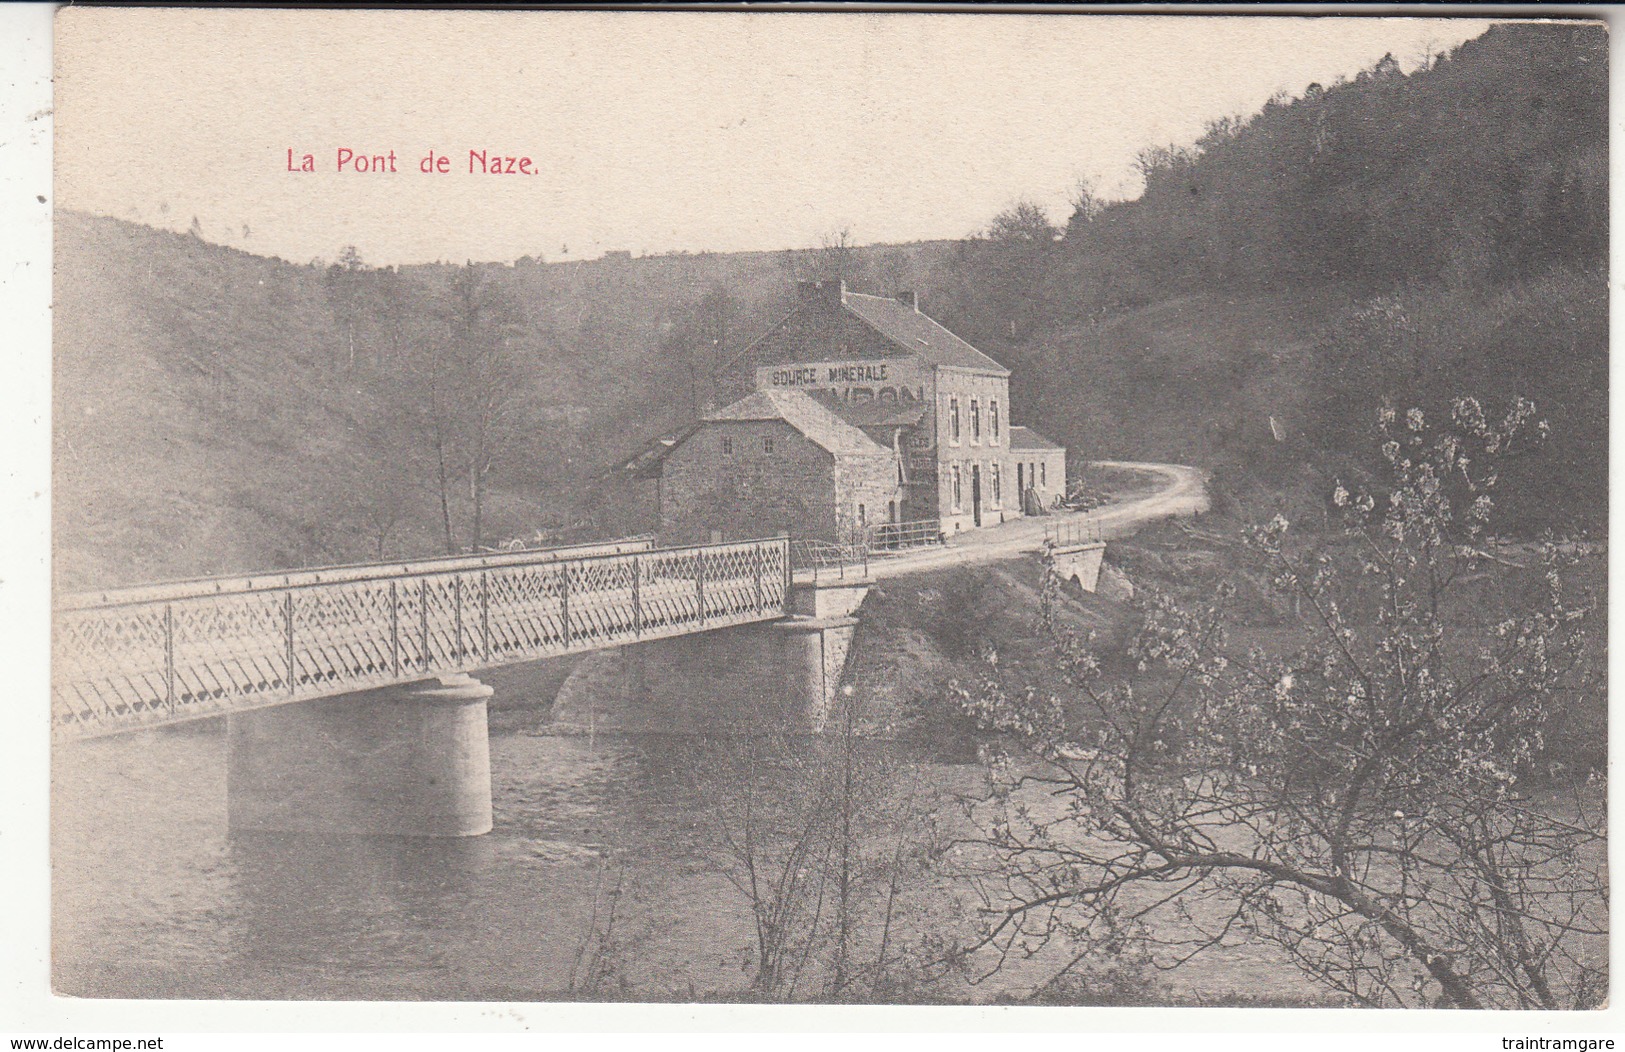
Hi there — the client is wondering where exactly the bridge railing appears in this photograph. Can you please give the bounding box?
[1044,519,1103,548]
[56,536,660,609]
[851,519,946,554]
[791,519,947,581]
[53,536,787,740]
[789,538,869,582]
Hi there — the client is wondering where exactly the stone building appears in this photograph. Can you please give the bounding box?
[1009,426,1069,515]
[657,388,905,545]
[650,280,1065,544]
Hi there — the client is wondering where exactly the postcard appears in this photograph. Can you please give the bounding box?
[29,5,1610,1033]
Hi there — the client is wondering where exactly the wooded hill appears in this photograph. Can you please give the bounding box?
[923,21,1606,530]
[53,21,1605,589]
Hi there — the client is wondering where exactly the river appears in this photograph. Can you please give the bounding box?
[52,713,1328,1005]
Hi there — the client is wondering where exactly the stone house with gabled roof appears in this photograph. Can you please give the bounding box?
[656,388,906,545]
[649,279,1065,544]
[747,279,1063,534]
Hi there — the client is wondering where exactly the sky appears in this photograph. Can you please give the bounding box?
[54,9,1495,265]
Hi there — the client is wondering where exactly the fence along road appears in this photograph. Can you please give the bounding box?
[54,536,790,741]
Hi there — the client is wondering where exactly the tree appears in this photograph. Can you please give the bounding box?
[441,263,533,552]
[325,245,371,369]
[779,226,866,289]
[1064,175,1106,238]
[448,264,523,551]
[666,284,738,418]
[384,265,535,554]
[955,399,1605,1008]
[691,693,941,1000]
[946,199,1063,352]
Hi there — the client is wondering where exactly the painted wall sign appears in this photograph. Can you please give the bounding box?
[755,359,927,395]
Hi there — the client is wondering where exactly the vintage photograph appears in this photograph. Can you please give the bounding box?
[47,9,1606,1010]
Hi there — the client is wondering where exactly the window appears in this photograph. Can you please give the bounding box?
[763,436,775,454]
[970,399,981,444]
[949,398,961,444]
[991,462,1002,509]
[858,504,867,526]
[951,463,962,511]
[721,436,734,456]
[1040,462,1047,487]
[991,401,1000,443]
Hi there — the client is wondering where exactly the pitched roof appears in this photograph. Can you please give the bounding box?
[1009,425,1065,451]
[606,425,700,480]
[840,292,1010,375]
[703,388,890,457]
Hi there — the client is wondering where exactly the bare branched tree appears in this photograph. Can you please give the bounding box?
[666,284,738,419]
[325,245,371,370]
[447,264,531,551]
[690,694,942,1001]
[371,265,536,554]
[954,399,1606,1008]
[778,225,867,290]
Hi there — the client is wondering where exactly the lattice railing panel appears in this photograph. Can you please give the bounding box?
[53,604,169,731]
[484,565,566,661]
[53,537,790,738]
[292,581,398,691]
[565,557,639,647]
[418,574,467,670]
[171,592,289,715]
[637,550,702,630]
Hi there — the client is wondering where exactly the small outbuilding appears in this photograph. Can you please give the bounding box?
[1008,426,1069,514]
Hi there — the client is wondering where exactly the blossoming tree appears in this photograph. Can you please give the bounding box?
[956,400,1606,1008]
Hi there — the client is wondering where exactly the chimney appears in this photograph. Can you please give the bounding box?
[796,279,846,306]
[895,290,919,312]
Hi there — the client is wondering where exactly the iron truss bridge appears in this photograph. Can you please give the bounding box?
[54,536,791,740]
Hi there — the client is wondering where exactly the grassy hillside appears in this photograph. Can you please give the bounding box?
[1009,284,1359,465]
[55,214,377,588]
[989,263,1607,531]
[52,213,958,590]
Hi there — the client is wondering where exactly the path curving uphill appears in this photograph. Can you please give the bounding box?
[1084,460,1210,540]
[861,461,1208,581]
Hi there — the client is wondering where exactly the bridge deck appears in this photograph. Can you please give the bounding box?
[54,537,790,740]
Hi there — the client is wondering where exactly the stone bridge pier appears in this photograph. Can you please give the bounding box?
[224,576,871,837]
[774,577,870,730]
[226,674,495,837]
[1050,540,1107,593]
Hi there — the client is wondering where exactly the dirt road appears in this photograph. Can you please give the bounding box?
[845,461,1209,582]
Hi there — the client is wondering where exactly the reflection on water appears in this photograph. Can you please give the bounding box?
[52,717,1320,1003]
